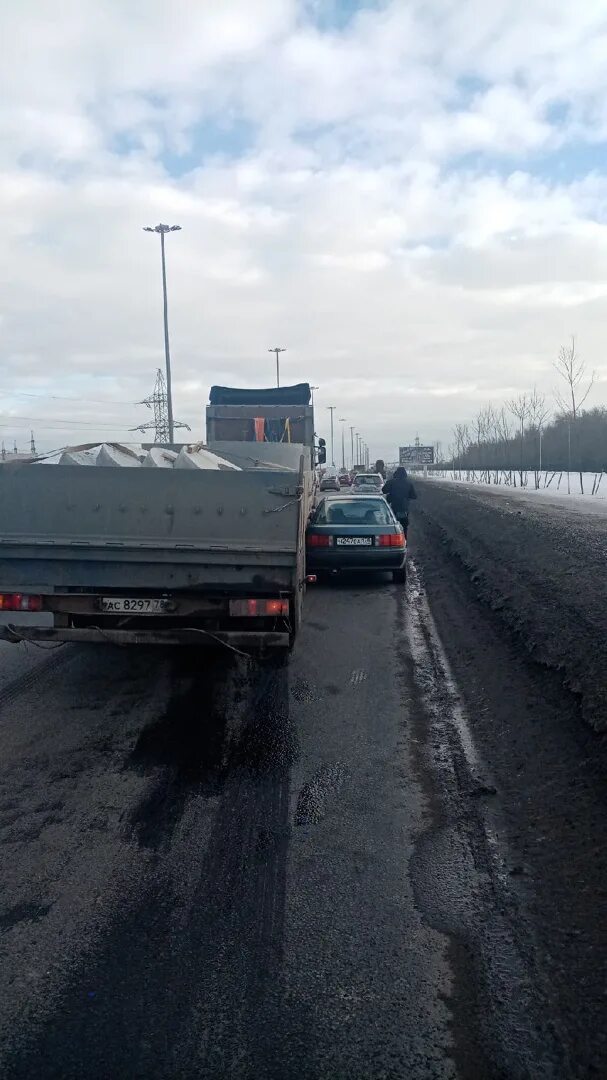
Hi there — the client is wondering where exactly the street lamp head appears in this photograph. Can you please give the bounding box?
[143,224,182,234]
[268,347,286,353]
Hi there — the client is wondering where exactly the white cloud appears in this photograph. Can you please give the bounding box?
[1,0,607,458]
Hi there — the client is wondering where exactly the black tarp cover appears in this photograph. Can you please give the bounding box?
[209,384,311,406]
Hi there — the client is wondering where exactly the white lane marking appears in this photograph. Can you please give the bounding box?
[403,558,562,1076]
[405,556,508,889]
[350,670,368,686]
[405,558,480,773]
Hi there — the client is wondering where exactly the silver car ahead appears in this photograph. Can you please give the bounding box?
[351,473,384,495]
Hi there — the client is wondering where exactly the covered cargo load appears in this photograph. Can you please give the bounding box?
[206,384,316,468]
[41,443,241,472]
[0,452,310,651]
[173,444,240,471]
[209,384,311,406]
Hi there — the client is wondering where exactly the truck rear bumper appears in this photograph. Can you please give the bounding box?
[0,626,290,649]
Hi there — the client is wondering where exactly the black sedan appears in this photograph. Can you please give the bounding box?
[306,495,407,583]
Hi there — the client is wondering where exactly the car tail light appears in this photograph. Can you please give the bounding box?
[377,533,405,548]
[306,533,332,547]
[0,593,43,611]
[229,598,290,617]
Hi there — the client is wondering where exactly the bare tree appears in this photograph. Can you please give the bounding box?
[508,393,530,486]
[449,401,607,486]
[527,386,551,487]
[483,403,499,481]
[554,336,594,493]
[554,336,594,419]
[495,408,513,479]
[473,409,487,477]
[453,423,470,479]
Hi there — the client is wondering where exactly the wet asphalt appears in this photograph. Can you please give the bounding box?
[0,528,605,1078]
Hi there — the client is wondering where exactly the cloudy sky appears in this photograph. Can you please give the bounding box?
[2,0,607,458]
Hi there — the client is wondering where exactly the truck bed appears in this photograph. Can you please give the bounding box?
[0,464,304,589]
[0,460,311,648]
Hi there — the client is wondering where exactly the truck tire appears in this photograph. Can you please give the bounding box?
[392,566,407,585]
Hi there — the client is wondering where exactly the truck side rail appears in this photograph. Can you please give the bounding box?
[0,464,302,550]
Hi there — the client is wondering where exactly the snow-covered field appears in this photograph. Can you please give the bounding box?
[425,469,605,500]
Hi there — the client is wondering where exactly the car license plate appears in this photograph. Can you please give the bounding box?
[335,537,373,546]
[100,597,171,614]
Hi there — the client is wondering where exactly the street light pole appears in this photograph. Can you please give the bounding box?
[143,223,181,444]
[349,425,355,470]
[327,406,336,466]
[339,419,347,469]
[268,347,286,388]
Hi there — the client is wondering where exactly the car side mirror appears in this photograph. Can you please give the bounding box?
[317,438,326,465]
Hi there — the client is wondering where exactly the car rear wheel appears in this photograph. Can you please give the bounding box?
[392,566,407,584]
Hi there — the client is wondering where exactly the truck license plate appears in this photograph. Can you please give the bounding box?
[335,537,373,546]
[100,598,171,614]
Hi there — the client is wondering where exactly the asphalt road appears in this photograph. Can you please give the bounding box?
[0,518,605,1078]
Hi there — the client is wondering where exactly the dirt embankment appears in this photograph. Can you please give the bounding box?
[415,482,607,732]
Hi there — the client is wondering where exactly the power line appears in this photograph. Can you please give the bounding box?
[0,391,139,406]
[0,416,135,430]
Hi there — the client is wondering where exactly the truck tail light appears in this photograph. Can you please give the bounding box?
[0,593,43,611]
[229,599,290,618]
[307,533,331,547]
[377,533,405,548]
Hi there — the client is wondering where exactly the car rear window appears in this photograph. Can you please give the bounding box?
[315,499,393,525]
[354,475,381,486]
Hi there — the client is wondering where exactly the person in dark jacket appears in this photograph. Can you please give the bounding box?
[382,466,417,535]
